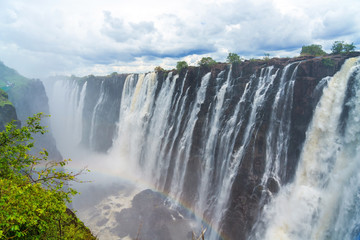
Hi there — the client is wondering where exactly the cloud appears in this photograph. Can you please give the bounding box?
[0,0,359,78]
[102,11,156,43]
[313,9,360,40]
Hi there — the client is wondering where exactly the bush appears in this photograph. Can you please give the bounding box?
[321,58,335,68]
[198,57,217,68]
[226,53,242,64]
[154,66,165,72]
[176,61,188,72]
[263,53,271,61]
[300,44,327,56]
[331,41,356,54]
[0,113,96,239]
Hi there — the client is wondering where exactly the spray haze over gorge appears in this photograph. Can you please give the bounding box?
[1,0,360,239]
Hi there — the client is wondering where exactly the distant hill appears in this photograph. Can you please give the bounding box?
[0,60,62,160]
[0,61,29,92]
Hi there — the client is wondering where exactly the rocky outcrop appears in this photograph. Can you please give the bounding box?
[0,65,62,159]
[0,89,19,131]
[45,53,359,240]
[113,189,192,240]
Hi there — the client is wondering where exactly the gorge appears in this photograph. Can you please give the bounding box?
[2,53,360,240]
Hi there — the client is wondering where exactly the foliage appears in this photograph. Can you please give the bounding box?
[0,113,96,239]
[321,58,335,68]
[226,53,242,64]
[198,57,217,68]
[176,61,188,72]
[0,61,29,90]
[300,44,327,56]
[154,66,165,72]
[263,53,271,61]
[331,41,356,54]
[0,89,12,107]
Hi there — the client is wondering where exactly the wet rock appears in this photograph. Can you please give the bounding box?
[113,189,193,240]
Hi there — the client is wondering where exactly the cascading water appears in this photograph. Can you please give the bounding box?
[43,78,87,154]
[251,57,360,240]
[42,55,360,240]
[89,80,105,149]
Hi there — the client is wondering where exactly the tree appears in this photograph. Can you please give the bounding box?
[198,57,216,67]
[0,113,95,239]
[176,61,188,72]
[331,41,344,54]
[154,66,165,72]
[300,44,326,56]
[343,42,356,53]
[226,53,242,64]
[331,41,356,54]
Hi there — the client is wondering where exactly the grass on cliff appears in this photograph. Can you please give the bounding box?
[0,113,97,239]
[0,61,29,89]
[0,89,13,107]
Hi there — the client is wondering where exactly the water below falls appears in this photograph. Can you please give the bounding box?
[43,57,360,240]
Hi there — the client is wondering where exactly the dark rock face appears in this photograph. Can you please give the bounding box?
[80,74,127,151]
[221,53,360,240]
[45,53,359,240]
[83,54,358,240]
[0,89,19,130]
[113,189,192,240]
[8,79,62,160]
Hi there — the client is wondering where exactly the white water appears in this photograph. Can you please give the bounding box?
[256,58,360,240]
[261,62,299,185]
[43,78,87,154]
[89,81,105,149]
[42,59,360,240]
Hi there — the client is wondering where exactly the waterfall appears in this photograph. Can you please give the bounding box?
[107,63,304,239]
[43,78,87,154]
[89,80,105,149]
[42,56,360,240]
[252,57,360,240]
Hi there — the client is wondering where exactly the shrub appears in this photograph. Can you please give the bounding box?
[321,58,335,68]
[226,53,242,64]
[331,41,356,54]
[176,61,188,72]
[154,66,165,72]
[0,113,95,239]
[343,43,356,53]
[198,57,217,68]
[300,44,327,56]
[263,53,271,61]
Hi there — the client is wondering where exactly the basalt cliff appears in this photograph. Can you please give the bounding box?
[44,52,360,240]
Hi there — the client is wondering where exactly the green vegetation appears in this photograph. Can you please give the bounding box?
[300,44,327,56]
[154,66,165,72]
[331,41,356,54]
[0,89,12,107]
[0,61,29,91]
[263,53,271,61]
[226,53,242,64]
[198,57,217,68]
[0,113,96,239]
[176,61,188,72]
[321,58,335,68]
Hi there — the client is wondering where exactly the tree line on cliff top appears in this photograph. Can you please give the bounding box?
[153,40,356,73]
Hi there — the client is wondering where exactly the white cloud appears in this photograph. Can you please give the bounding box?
[0,0,359,78]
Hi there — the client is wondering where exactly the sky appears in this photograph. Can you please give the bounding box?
[0,0,359,78]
